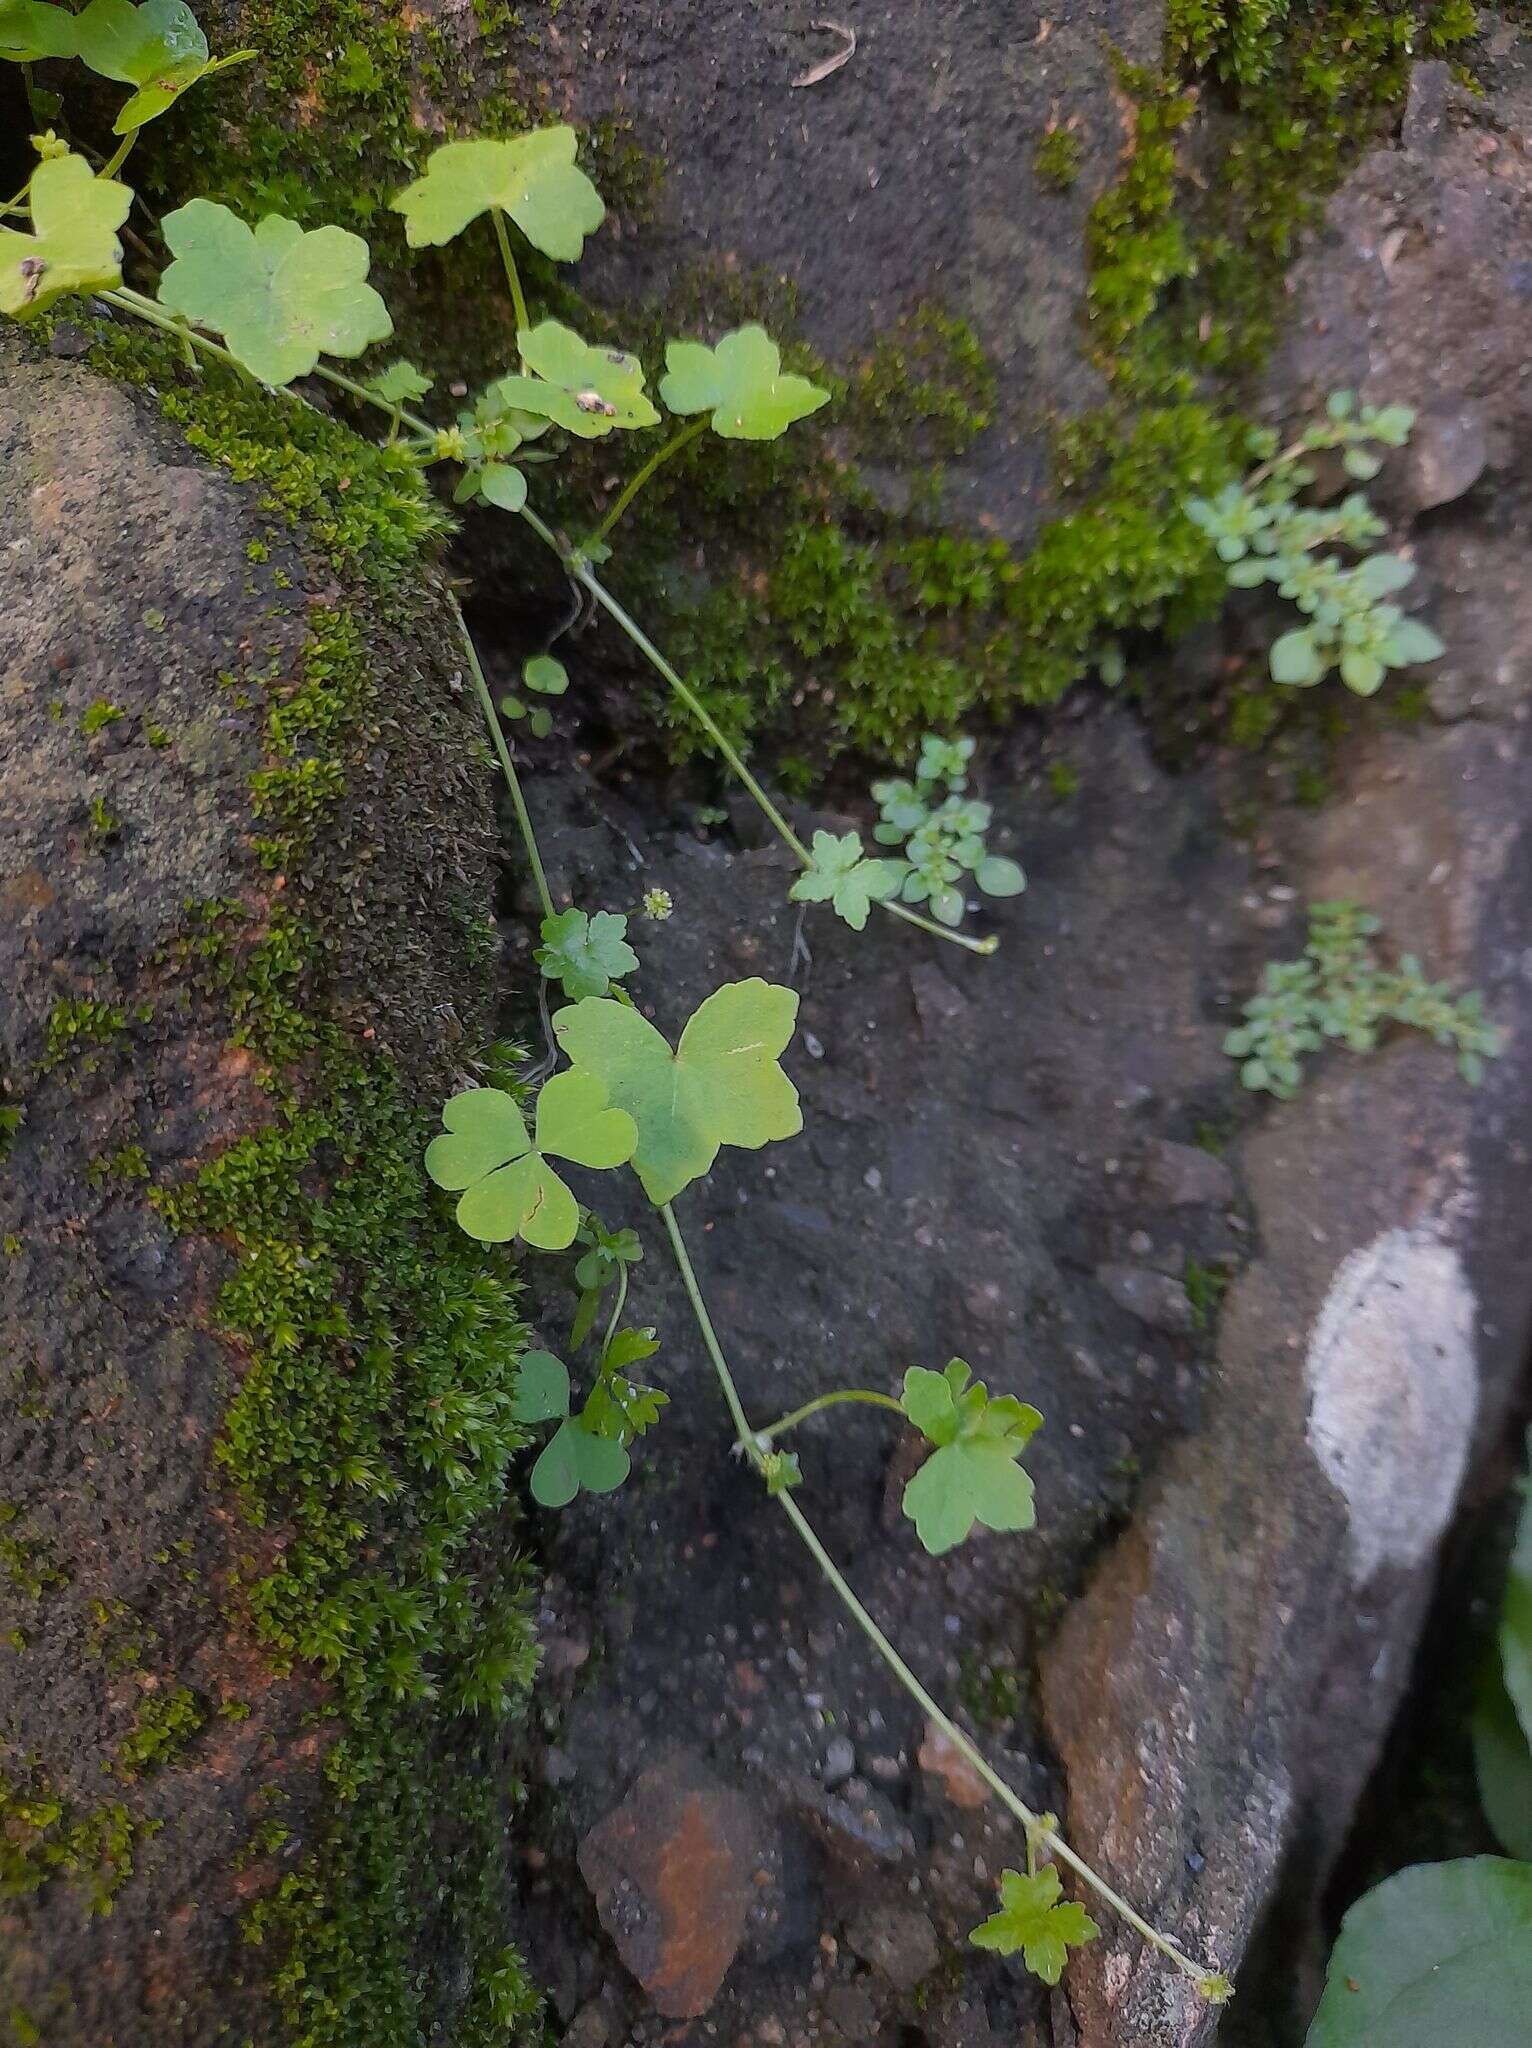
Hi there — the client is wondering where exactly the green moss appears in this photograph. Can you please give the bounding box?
[1034,125,1085,191]
[41,997,128,1073]
[0,1509,67,1603]
[0,1772,152,1916]
[79,698,125,736]
[111,1687,206,1781]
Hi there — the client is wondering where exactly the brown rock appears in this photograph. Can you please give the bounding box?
[918,1720,992,1810]
[843,1903,940,1991]
[578,1752,764,2018]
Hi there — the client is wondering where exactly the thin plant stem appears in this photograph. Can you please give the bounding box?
[590,418,706,544]
[492,209,530,332]
[447,596,555,925]
[600,1262,629,1363]
[660,1199,1215,1991]
[99,134,137,181]
[755,1388,904,1442]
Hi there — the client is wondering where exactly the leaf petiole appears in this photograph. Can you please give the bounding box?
[754,1388,904,1444]
[491,207,530,332]
[99,134,137,182]
[589,417,707,546]
[448,595,556,925]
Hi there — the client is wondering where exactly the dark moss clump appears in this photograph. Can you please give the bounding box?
[1034,125,1085,191]
[0,1772,149,1916]
[110,1687,206,1781]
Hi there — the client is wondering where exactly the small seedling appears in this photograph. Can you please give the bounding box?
[859,731,1026,928]
[1187,395,1444,697]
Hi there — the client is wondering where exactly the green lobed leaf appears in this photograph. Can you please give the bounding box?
[969,1866,1100,1985]
[392,129,605,260]
[365,358,433,406]
[510,1349,570,1424]
[535,909,639,1001]
[425,1075,635,1250]
[0,153,131,319]
[658,324,829,440]
[899,1360,1042,1556]
[788,830,906,931]
[523,653,569,696]
[555,978,802,1205]
[158,199,393,386]
[1,0,78,60]
[72,0,253,132]
[1305,1859,1532,2048]
[485,320,659,439]
[530,1416,630,1507]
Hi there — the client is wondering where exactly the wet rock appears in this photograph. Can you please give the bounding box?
[909,963,973,1038]
[1400,59,1453,157]
[918,1720,993,1810]
[1133,1139,1237,1211]
[792,1775,916,1881]
[1094,1264,1197,1336]
[823,1982,880,2039]
[822,1734,857,1788]
[1396,403,1488,513]
[926,1992,998,2048]
[562,1999,619,2048]
[844,1904,940,1991]
[578,1753,765,2018]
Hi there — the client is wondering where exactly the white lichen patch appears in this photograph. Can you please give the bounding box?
[1305,1227,1478,1583]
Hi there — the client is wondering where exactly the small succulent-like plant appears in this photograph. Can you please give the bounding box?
[1187,394,1444,697]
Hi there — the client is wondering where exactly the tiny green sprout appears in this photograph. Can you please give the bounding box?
[523,654,568,697]
[899,1360,1042,1556]
[534,908,639,1001]
[70,0,253,134]
[1,3,77,61]
[555,978,801,1205]
[570,1213,642,1348]
[0,153,130,319]
[157,201,392,386]
[426,1072,637,1249]
[789,829,906,932]
[970,1866,1100,1984]
[80,699,125,735]
[659,325,829,440]
[392,129,605,261]
[365,359,433,407]
[431,426,470,464]
[641,887,674,922]
[487,321,660,440]
[866,734,1023,930]
[509,1349,632,1507]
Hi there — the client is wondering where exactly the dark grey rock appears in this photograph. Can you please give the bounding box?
[1095,1263,1197,1335]
[844,1904,940,1991]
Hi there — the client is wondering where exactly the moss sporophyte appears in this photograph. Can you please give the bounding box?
[1,0,1476,2020]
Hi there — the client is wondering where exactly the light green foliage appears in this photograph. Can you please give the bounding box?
[364,360,433,408]
[425,1074,637,1249]
[554,979,801,1205]
[80,698,126,735]
[1225,901,1500,1099]
[71,0,252,133]
[1502,1449,1532,1740]
[511,1336,665,1507]
[1034,126,1085,192]
[0,1,78,60]
[788,830,906,932]
[1477,1442,1532,1854]
[522,654,568,697]
[0,154,130,319]
[868,732,1025,928]
[1305,1859,1532,2047]
[489,321,660,438]
[391,130,605,260]
[1186,396,1443,696]
[111,1684,204,1779]
[158,201,392,385]
[534,908,638,1001]
[899,1360,1042,1556]
[659,325,830,440]
[970,1865,1100,1983]
[569,1213,642,1348]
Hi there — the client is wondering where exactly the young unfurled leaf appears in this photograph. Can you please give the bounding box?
[582,1330,667,1443]
[1306,1858,1532,2048]
[0,154,131,319]
[484,321,659,439]
[1,1,78,61]
[365,358,433,407]
[510,1348,570,1424]
[425,1073,637,1250]
[392,129,605,260]
[72,0,253,133]
[523,653,569,696]
[899,1359,1041,1556]
[531,1416,630,1507]
[158,200,393,386]
[659,324,829,440]
[555,978,802,1205]
[535,908,639,1001]
[969,1866,1099,1985]
[789,830,906,931]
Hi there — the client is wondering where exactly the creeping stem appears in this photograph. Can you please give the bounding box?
[448,596,556,926]
[661,1200,1216,1991]
[755,1388,904,1442]
[589,417,707,544]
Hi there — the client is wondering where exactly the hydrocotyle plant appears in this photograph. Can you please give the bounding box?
[1186,392,1445,696]
[1,8,1230,2011]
